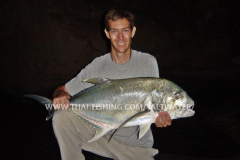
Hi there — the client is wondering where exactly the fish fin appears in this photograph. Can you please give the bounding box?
[88,127,111,143]
[23,94,55,121]
[108,109,150,143]
[83,78,112,85]
[73,112,111,143]
[139,123,151,139]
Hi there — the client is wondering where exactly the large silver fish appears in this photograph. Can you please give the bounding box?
[24,77,195,142]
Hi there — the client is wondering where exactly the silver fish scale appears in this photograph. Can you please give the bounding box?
[70,78,159,126]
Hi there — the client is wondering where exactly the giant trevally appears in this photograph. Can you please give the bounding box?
[24,77,195,142]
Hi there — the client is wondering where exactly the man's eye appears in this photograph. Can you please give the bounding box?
[124,29,130,33]
[111,30,117,34]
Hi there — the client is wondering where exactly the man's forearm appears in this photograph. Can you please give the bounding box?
[52,85,71,99]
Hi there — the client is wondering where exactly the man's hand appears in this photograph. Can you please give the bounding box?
[155,111,172,127]
[53,96,70,110]
[52,85,71,110]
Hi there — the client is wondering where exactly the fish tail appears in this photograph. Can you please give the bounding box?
[23,94,54,121]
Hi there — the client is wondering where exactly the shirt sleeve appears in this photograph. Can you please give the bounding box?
[65,64,93,96]
[150,56,160,78]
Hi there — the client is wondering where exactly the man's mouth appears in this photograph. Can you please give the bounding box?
[117,42,125,46]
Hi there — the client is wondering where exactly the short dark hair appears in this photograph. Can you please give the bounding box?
[104,8,135,31]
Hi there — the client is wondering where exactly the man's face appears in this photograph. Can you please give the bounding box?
[105,18,136,54]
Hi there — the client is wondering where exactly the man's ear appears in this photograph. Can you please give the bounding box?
[104,29,110,39]
[131,26,136,38]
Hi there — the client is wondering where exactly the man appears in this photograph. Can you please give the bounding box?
[52,8,171,160]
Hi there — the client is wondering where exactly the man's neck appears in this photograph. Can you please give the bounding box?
[111,50,132,64]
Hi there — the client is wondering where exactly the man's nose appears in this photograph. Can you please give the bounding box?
[118,32,123,39]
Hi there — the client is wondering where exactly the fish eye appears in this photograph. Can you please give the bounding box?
[174,92,182,99]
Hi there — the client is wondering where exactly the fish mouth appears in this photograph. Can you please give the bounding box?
[177,106,195,117]
[175,103,195,117]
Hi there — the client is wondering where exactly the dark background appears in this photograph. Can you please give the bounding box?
[1,0,239,159]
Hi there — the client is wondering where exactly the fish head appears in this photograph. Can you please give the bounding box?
[156,79,195,119]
